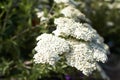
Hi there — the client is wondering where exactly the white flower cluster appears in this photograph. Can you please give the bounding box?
[61,5,86,20]
[33,33,70,65]
[33,0,109,76]
[65,40,108,75]
[54,0,70,4]
[54,0,79,6]
[53,17,99,41]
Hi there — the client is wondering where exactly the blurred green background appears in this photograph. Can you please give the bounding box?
[0,0,120,80]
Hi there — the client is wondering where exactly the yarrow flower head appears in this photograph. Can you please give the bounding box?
[33,1,109,76]
[53,17,99,42]
[34,19,109,75]
[61,5,86,20]
[54,0,70,4]
[54,0,78,6]
[65,41,108,75]
[33,33,70,65]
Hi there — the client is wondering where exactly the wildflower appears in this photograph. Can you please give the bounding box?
[54,0,70,4]
[65,42,108,75]
[34,33,70,65]
[61,5,86,20]
[53,17,97,41]
[33,1,109,76]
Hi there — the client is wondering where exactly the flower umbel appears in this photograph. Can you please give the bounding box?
[33,0,109,76]
[61,5,86,20]
[34,33,70,65]
[53,17,98,41]
[65,41,107,75]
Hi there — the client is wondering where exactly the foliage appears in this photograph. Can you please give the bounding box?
[0,0,40,79]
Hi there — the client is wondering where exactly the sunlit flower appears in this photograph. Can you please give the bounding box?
[34,33,70,65]
[54,0,70,4]
[61,5,86,20]
[53,17,97,41]
[33,1,109,76]
[65,41,108,75]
